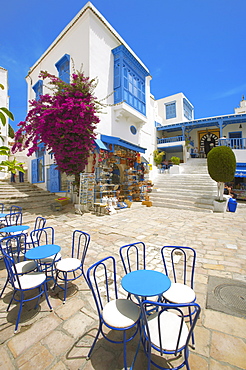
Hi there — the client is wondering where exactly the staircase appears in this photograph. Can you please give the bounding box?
[0,180,59,213]
[150,158,218,212]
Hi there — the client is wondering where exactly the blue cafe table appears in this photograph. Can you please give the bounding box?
[25,244,61,260]
[0,225,30,235]
[121,269,171,298]
[25,244,61,283]
[0,213,7,218]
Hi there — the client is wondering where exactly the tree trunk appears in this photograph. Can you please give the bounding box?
[217,182,224,201]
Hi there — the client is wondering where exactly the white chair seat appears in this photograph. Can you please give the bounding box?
[14,260,37,274]
[163,282,196,303]
[103,299,140,328]
[147,311,189,351]
[26,234,38,244]
[14,272,46,290]
[56,257,81,272]
[40,252,61,264]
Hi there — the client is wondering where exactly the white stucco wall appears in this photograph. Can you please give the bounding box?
[155,92,194,126]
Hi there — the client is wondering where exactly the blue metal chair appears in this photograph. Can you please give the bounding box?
[86,256,141,370]
[141,300,201,370]
[1,248,52,333]
[119,242,146,274]
[0,234,37,298]
[9,205,22,214]
[54,230,90,303]
[25,216,47,248]
[161,246,197,347]
[4,211,23,227]
[0,203,4,213]
[29,226,61,280]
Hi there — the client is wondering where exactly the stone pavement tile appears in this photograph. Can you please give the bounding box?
[62,311,94,339]
[50,361,68,370]
[16,342,54,369]
[204,310,246,338]
[7,313,62,357]
[42,329,74,357]
[210,358,238,369]
[0,347,14,369]
[55,297,84,320]
[210,331,246,368]
[194,325,211,357]
[189,352,209,369]
[81,346,118,370]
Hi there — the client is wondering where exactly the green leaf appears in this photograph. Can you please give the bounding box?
[0,111,6,126]
[0,107,14,121]
[0,84,4,90]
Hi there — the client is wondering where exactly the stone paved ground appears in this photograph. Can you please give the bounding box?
[0,202,246,369]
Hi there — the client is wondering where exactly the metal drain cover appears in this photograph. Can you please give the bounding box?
[206,276,246,318]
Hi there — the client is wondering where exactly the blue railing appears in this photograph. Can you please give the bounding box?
[219,138,246,149]
[157,135,184,144]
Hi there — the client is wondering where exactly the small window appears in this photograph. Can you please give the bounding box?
[32,80,43,101]
[166,102,176,119]
[130,125,137,135]
[183,98,193,120]
[55,54,70,83]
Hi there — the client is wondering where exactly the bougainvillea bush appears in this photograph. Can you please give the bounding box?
[12,71,101,177]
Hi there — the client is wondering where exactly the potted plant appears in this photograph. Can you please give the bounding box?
[170,156,180,165]
[207,146,236,212]
[153,150,165,172]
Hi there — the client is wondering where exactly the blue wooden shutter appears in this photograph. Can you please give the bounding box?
[31,159,38,183]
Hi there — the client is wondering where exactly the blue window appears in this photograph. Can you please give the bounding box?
[130,125,137,135]
[165,102,176,119]
[55,54,70,83]
[32,80,43,101]
[112,45,149,115]
[183,98,193,120]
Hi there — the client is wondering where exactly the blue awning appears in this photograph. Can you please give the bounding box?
[94,139,109,151]
[235,168,246,177]
[101,135,146,153]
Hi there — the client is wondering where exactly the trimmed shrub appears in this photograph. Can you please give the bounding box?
[207,146,236,183]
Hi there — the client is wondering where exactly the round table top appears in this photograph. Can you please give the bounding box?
[121,269,171,297]
[25,244,61,260]
[0,213,7,218]
[0,225,29,233]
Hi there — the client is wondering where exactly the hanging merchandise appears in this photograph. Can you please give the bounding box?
[77,173,96,213]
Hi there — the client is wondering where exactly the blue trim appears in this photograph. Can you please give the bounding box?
[101,134,146,153]
[32,80,43,101]
[165,102,176,119]
[55,54,70,83]
[130,125,137,135]
[112,45,149,116]
[94,139,109,151]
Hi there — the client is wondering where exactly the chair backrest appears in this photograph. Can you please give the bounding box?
[141,300,200,357]
[0,203,4,213]
[34,216,46,231]
[10,205,22,214]
[5,212,23,226]
[71,229,90,262]
[0,233,27,264]
[87,256,118,314]
[30,226,55,247]
[161,246,196,288]
[1,248,23,290]
[119,242,146,274]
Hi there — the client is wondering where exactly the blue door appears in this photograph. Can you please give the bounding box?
[47,164,60,192]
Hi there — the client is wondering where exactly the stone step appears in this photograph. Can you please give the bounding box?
[150,160,218,212]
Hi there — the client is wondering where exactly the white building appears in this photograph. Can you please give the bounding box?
[0,67,10,179]
[26,2,157,194]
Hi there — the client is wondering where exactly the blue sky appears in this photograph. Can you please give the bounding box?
[1,0,245,130]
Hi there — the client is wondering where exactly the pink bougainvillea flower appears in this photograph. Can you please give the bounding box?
[12,70,104,178]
